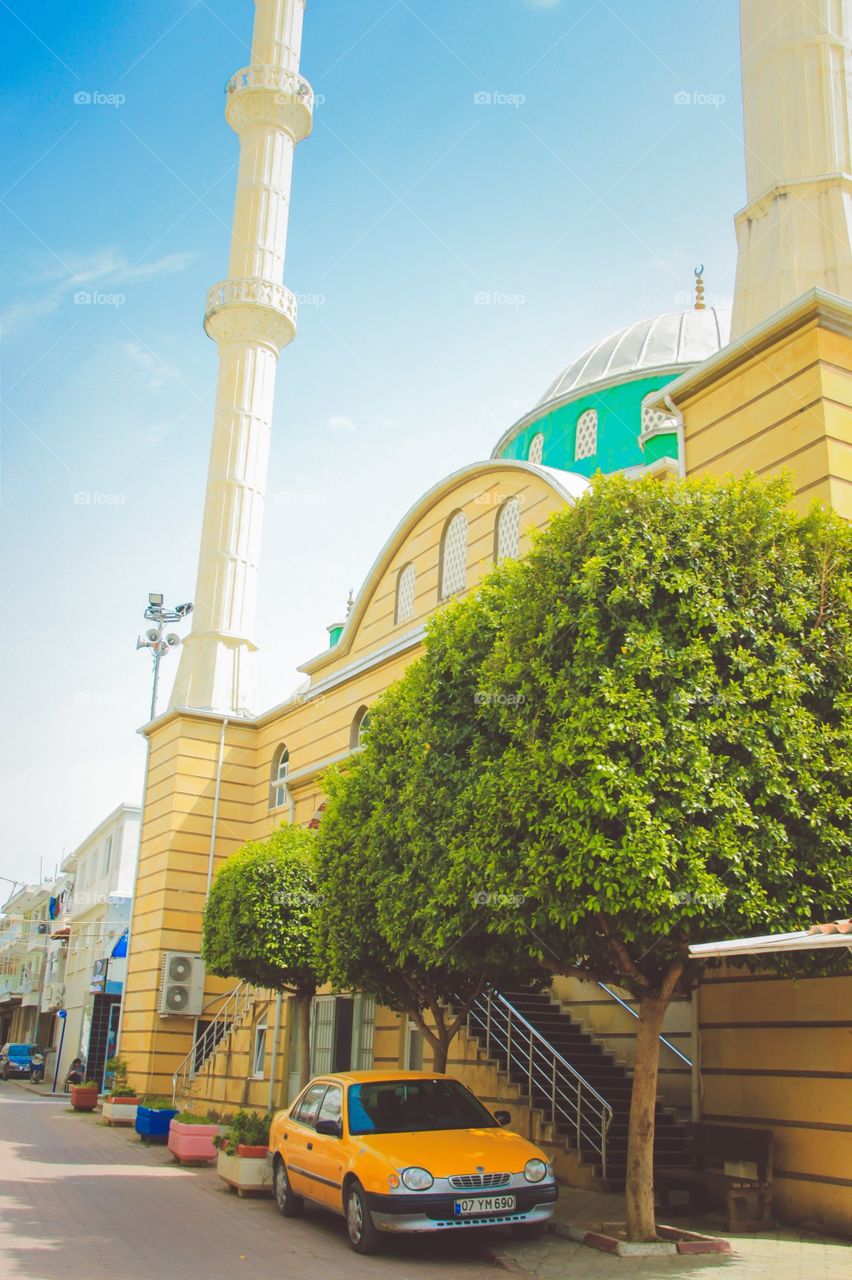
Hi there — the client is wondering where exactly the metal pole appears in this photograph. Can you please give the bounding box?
[551,1056,557,1125]
[485,991,492,1058]
[268,991,283,1112]
[527,1030,533,1100]
[576,1082,581,1153]
[52,1015,66,1093]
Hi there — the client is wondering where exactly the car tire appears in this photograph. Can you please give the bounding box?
[344,1180,382,1255]
[273,1158,304,1218]
[511,1221,548,1241]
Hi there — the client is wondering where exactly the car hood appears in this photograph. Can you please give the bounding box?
[354,1127,545,1177]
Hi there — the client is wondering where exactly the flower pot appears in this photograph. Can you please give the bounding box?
[135,1106,177,1143]
[102,1096,140,1126]
[216,1148,272,1196]
[69,1085,99,1112]
[168,1119,220,1164]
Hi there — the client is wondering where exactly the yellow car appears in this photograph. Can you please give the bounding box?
[268,1069,558,1254]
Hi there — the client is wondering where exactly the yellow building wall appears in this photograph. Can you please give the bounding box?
[697,968,852,1237]
[677,300,852,520]
[120,463,574,1098]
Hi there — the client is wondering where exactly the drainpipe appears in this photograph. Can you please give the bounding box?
[267,991,283,1112]
[664,393,686,478]
[206,718,229,898]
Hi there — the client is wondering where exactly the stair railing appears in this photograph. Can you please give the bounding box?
[597,983,692,1066]
[172,982,254,1106]
[467,989,613,1181]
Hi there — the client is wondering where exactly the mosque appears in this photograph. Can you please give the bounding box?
[118,0,851,1233]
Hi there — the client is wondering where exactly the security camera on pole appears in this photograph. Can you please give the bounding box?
[136,594,193,721]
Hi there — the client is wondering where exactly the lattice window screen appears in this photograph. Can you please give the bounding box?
[575,409,598,460]
[528,433,544,464]
[495,497,521,563]
[395,563,416,623]
[440,512,468,599]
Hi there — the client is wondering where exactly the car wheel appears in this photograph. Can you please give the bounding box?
[511,1221,548,1241]
[344,1180,382,1255]
[273,1158,304,1218]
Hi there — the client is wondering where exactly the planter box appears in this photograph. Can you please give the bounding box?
[69,1085,99,1113]
[135,1106,178,1143]
[102,1097,140,1126]
[216,1148,272,1197]
[168,1119,220,1164]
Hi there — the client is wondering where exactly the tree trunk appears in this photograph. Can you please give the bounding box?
[431,1033,449,1073]
[624,993,668,1241]
[297,992,312,1089]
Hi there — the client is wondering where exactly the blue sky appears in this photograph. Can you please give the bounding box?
[0,0,742,883]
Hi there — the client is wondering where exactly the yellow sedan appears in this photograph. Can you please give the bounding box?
[268,1069,558,1254]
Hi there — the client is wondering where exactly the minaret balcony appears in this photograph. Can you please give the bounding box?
[204,276,297,350]
[225,66,314,141]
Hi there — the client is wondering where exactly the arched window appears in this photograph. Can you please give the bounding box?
[528,432,544,465]
[440,510,468,600]
[269,744,289,809]
[494,497,521,563]
[395,562,416,624]
[575,409,598,460]
[350,705,372,749]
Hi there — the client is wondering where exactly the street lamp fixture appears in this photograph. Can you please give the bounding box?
[136,594,193,720]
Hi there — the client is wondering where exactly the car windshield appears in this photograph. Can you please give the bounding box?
[347,1079,499,1136]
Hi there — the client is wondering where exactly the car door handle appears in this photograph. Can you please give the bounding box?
[306,1142,313,1150]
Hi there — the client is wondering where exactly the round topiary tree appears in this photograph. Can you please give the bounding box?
[202,825,320,1089]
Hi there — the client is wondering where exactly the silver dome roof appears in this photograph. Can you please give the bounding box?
[536,308,731,410]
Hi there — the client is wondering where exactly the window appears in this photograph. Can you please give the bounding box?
[270,744,289,809]
[102,836,112,877]
[317,1084,343,1129]
[640,403,677,438]
[350,706,371,750]
[527,432,544,464]
[575,409,598,460]
[494,497,521,563]
[440,511,468,599]
[395,562,416,624]
[252,1025,267,1078]
[293,1082,327,1128]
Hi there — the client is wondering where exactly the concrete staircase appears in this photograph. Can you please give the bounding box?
[495,988,688,1189]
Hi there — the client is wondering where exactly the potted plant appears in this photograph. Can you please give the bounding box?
[101,1058,141,1126]
[69,1080,100,1112]
[167,1110,221,1164]
[215,1111,273,1196]
[135,1096,178,1143]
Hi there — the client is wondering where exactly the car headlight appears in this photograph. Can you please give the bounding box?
[401,1166,434,1191]
[524,1158,548,1183]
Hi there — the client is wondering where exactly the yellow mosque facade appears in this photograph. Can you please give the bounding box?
[118,0,852,1236]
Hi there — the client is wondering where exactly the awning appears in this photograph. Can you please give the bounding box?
[690,919,852,958]
[111,929,128,958]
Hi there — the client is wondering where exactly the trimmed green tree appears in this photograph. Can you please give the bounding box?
[315,604,549,1070]
[202,825,320,1089]
[461,474,852,1239]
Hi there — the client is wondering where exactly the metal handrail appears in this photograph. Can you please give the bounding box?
[172,982,253,1105]
[467,989,613,1181]
[597,983,693,1067]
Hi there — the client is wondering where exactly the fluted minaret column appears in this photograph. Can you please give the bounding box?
[170,0,311,715]
[731,0,852,338]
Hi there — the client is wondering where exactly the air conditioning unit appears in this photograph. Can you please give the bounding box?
[158,952,205,1017]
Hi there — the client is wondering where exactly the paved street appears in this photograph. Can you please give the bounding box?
[2,1082,848,1280]
[0,1083,524,1280]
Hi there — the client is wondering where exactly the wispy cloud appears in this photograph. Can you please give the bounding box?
[122,340,180,389]
[329,415,357,431]
[2,247,196,332]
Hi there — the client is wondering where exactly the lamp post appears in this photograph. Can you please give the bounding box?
[136,594,193,721]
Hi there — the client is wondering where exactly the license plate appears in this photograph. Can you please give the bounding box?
[454,1194,516,1216]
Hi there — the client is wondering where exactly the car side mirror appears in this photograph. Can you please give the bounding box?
[494,1110,511,1127]
[315,1118,342,1138]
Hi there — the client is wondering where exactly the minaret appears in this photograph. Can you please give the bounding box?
[170,0,312,715]
[731,0,852,338]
